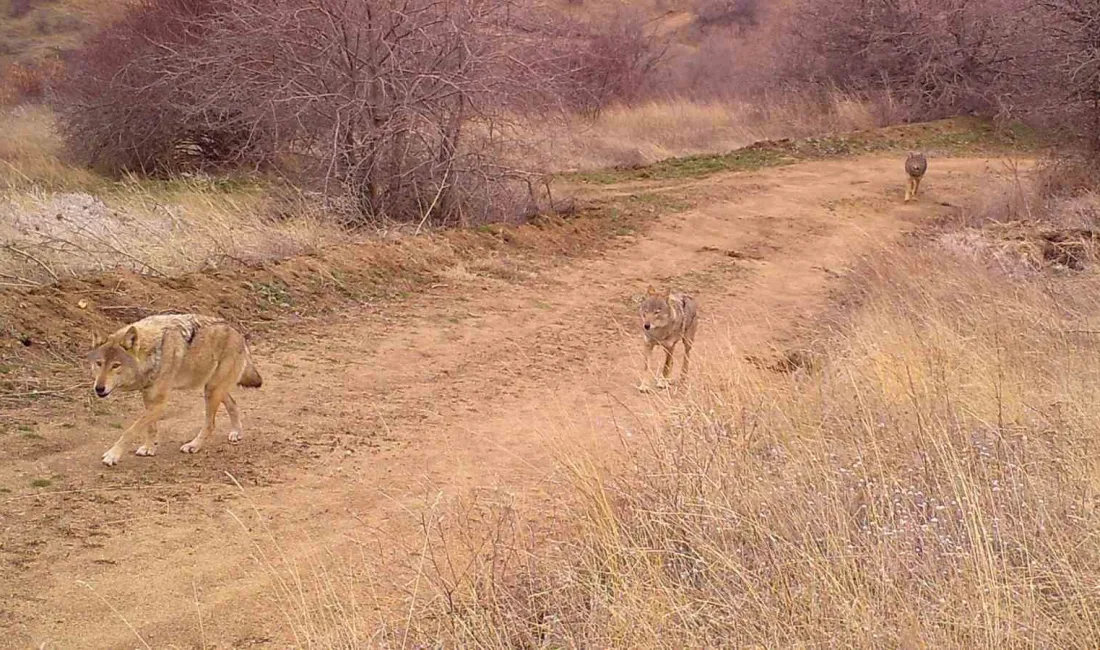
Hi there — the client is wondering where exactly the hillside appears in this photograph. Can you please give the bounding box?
[0,0,124,65]
[0,0,704,67]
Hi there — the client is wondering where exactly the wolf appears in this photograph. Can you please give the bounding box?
[637,285,699,392]
[904,152,928,203]
[86,313,263,466]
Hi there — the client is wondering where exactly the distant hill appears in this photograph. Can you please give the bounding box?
[0,0,131,67]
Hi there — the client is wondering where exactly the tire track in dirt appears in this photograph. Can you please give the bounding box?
[0,155,1018,648]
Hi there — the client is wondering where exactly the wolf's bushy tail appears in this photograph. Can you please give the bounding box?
[238,347,263,388]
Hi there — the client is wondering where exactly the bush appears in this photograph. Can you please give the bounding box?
[563,9,667,117]
[694,0,760,33]
[0,59,62,106]
[770,0,1040,119]
[7,0,37,19]
[1034,1,1100,153]
[54,0,664,224]
[54,0,256,175]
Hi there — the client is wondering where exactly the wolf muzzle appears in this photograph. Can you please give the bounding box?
[95,384,110,398]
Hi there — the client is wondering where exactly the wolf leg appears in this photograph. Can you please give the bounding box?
[655,343,676,388]
[223,393,243,443]
[134,392,161,457]
[181,385,226,454]
[682,333,695,380]
[637,340,656,392]
[103,392,166,466]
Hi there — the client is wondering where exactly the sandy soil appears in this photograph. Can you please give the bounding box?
[0,154,1016,648]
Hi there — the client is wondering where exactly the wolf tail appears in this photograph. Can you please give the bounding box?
[238,347,263,388]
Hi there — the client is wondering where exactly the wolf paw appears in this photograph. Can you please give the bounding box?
[228,430,242,443]
[179,440,203,454]
[654,377,671,389]
[135,445,156,457]
[102,448,123,466]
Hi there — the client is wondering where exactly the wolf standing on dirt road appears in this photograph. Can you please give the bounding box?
[637,286,699,393]
[904,152,928,202]
[86,314,263,466]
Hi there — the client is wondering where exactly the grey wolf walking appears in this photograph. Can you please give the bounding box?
[86,314,262,466]
[904,152,928,202]
[637,286,699,392]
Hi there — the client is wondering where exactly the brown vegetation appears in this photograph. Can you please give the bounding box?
[50,0,673,226]
[390,173,1100,648]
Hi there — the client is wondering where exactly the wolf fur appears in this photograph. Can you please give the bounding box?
[904,152,928,203]
[637,286,699,392]
[86,313,262,466]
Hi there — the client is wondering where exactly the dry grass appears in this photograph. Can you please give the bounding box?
[536,92,881,170]
[0,0,125,66]
[226,168,1100,648]
[0,105,98,189]
[942,157,1100,274]
[383,210,1100,647]
[0,106,347,285]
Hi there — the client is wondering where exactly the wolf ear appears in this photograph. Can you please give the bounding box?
[91,332,105,348]
[120,326,138,351]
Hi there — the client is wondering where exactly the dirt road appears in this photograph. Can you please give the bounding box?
[0,154,1012,648]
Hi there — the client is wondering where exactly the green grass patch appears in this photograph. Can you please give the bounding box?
[566,117,1047,185]
[252,280,293,308]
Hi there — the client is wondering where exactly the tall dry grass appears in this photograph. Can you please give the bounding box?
[0,105,99,190]
[395,226,1100,646]
[0,106,346,285]
[531,91,882,170]
[227,169,1100,648]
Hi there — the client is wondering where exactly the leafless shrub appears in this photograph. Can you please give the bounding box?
[1033,1,1100,153]
[570,10,667,117]
[54,0,254,175]
[7,0,37,19]
[694,0,760,34]
[519,7,668,119]
[55,0,624,225]
[774,0,1040,119]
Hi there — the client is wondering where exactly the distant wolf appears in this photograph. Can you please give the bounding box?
[86,313,263,466]
[637,286,699,392]
[904,152,928,202]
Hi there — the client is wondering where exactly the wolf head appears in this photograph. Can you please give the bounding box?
[86,326,140,398]
[639,286,674,333]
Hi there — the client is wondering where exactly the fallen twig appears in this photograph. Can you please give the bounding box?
[2,244,59,282]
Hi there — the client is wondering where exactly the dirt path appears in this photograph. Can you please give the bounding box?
[0,154,1013,648]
